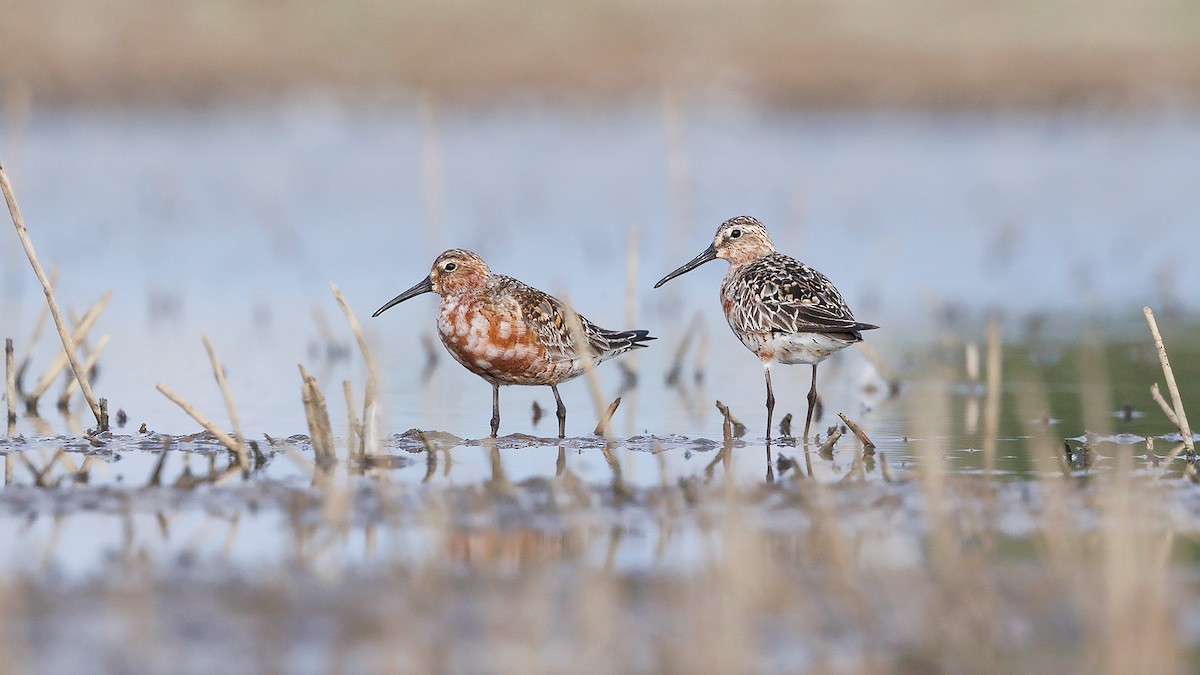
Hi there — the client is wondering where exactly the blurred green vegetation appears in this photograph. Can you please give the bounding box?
[933,319,1200,476]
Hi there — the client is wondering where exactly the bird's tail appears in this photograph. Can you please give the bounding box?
[596,328,656,358]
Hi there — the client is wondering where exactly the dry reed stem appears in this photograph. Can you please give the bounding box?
[5,338,14,434]
[714,400,746,439]
[15,266,54,383]
[1150,383,1181,428]
[562,297,611,440]
[56,334,109,410]
[26,291,110,403]
[818,427,844,455]
[342,380,361,451]
[0,164,105,428]
[26,289,109,403]
[965,341,981,381]
[982,320,1002,475]
[155,383,248,469]
[1144,307,1194,459]
[593,398,622,436]
[298,364,336,471]
[67,308,94,361]
[837,412,876,451]
[331,283,377,460]
[201,334,248,470]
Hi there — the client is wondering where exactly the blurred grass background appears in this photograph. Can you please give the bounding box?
[2,0,1199,107]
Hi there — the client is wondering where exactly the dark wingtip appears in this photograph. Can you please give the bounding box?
[608,328,656,349]
[630,329,656,348]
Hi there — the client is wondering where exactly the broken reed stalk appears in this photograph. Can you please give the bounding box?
[155,383,249,469]
[299,364,336,470]
[1144,307,1194,460]
[57,334,109,410]
[5,338,14,434]
[26,292,109,407]
[593,398,622,436]
[818,426,844,455]
[201,334,247,465]
[837,412,876,451]
[714,400,746,439]
[0,163,105,429]
[331,284,377,460]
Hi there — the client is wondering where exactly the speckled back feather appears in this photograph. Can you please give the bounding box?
[498,276,653,364]
[721,252,877,340]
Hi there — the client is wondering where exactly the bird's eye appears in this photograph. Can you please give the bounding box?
[444,262,458,272]
[729,229,742,239]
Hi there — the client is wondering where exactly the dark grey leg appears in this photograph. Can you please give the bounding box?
[490,382,501,437]
[551,384,566,438]
[803,364,818,441]
[765,367,775,443]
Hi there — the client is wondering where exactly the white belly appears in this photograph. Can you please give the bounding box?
[757,332,856,365]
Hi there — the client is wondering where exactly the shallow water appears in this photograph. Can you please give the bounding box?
[3,104,1200,670]
[3,102,1199,534]
[2,104,1199,438]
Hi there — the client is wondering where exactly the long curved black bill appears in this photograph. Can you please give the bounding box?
[372,276,433,317]
[653,245,718,288]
